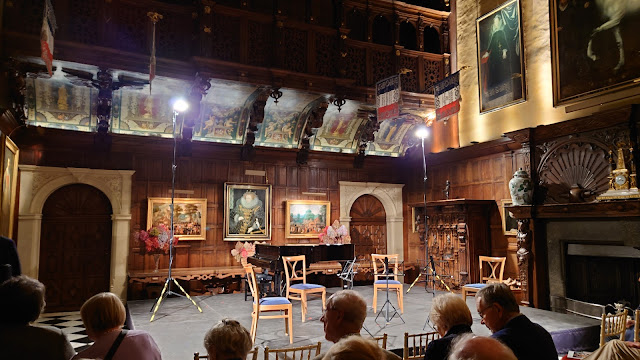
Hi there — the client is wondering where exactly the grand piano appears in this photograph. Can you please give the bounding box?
[248,243,355,295]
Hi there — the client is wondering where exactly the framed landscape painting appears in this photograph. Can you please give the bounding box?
[285,200,330,239]
[147,197,207,240]
[476,0,525,113]
[550,0,640,105]
[224,183,272,241]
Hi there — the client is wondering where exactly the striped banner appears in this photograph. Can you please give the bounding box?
[434,72,461,122]
[376,75,401,122]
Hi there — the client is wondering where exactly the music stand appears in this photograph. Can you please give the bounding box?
[374,257,405,326]
[150,99,203,322]
[337,257,358,289]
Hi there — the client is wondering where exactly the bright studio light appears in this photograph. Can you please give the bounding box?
[415,127,429,139]
[173,98,189,112]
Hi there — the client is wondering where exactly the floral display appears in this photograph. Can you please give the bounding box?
[319,220,351,244]
[231,241,256,264]
[134,223,179,255]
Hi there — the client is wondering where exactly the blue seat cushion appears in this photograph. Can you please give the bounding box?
[290,283,325,290]
[258,297,291,305]
[374,280,402,285]
[464,283,486,289]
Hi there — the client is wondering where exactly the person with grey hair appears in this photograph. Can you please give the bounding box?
[0,275,75,360]
[204,318,253,360]
[322,334,384,360]
[313,290,400,360]
[476,283,556,360]
[423,293,473,360]
[448,333,517,360]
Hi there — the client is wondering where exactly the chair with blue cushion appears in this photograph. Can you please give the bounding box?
[244,264,293,343]
[371,254,404,314]
[461,256,506,301]
[283,255,326,322]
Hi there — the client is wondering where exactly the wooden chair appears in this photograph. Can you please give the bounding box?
[194,347,258,360]
[282,255,326,322]
[599,309,628,347]
[461,256,506,301]
[371,254,403,314]
[264,341,321,360]
[635,309,639,342]
[372,333,388,349]
[403,331,440,360]
[244,265,293,344]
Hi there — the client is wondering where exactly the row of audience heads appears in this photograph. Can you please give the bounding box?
[0,275,518,360]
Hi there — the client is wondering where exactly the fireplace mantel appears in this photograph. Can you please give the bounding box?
[507,200,640,219]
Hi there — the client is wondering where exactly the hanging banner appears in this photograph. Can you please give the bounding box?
[376,75,401,122]
[40,0,57,77]
[434,71,461,122]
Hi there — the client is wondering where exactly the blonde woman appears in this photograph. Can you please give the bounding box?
[322,335,384,360]
[203,319,252,360]
[424,293,473,360]
[72,292,161,360]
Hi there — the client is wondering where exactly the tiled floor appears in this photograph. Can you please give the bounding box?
[34,311,94,352]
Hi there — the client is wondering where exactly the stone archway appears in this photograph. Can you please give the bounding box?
[338,181,404,260]
[17,165,135,301]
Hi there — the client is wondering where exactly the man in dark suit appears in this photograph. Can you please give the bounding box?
[476,283,557,360]
[0,235,21,282]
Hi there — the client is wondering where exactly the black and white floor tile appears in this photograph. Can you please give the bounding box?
[35,311,94,352]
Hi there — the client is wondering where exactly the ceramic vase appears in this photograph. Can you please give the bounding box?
[153,253,161,273]
[509,168,532,205]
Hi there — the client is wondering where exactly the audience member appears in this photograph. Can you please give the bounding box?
[72,292,162,360]
[583,339,640,360]
[0,235,21,282]
[203,318,253,360]
[312,290,400,360]
[0,275,75,360]
[322,334,384,360]
[448,333,517,360]
[423,293,473,360]
[476,283,557,360]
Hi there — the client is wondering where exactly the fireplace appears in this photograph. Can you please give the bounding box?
[546,219,640,314]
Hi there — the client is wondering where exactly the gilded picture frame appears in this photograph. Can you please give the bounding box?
[285,200,330,239]
[550,0,640,105]
[0,135,19,238]
[147,197,207,240]
[476,0,526,113]
[224,183,271,241]
[501,199,518,235]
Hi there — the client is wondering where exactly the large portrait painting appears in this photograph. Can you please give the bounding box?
[285,200,330,239]
[0,135,19,238]
[476,0,526,113]
[147,197,207,240]
[224,183,272,241]
[550,0,640,105]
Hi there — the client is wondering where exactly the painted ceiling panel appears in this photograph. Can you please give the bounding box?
[367,113,424,157]
[113,90,175,137]
[26,77,96,133]
[255,89,324,149]
[311,100,364,154]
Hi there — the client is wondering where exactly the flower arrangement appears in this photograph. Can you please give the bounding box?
[135,224,179,255]
[319,220,351,244]
[231,241,256,265]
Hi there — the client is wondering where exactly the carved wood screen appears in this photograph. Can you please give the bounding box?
[349,194,387,259]
[39,184,113,312]
[412,200,493,290]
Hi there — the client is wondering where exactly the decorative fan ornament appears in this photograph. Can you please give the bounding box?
[538,142,610,203]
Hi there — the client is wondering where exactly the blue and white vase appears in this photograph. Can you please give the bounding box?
[509,168,532,205]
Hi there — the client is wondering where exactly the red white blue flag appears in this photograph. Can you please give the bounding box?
[376,75,401,122]
[40,0,57,77]
[434,71,461,122]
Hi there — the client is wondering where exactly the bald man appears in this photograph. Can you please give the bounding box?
[448,334,516,360]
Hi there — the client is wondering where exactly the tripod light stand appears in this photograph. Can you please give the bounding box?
[150,98,203,322]
[374,257,405,326]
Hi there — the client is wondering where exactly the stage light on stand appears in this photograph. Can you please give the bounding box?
[173,98,189,113]
[415,126,429,139]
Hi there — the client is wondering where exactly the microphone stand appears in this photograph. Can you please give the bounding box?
[375,257,405,327]
[150,107,203,322]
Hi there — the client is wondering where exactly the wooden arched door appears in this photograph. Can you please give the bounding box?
[349,194,387,260]
[39,184,113,312]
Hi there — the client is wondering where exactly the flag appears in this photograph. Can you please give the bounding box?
[376,75,401,122]
[434,72,461,122]
[149,21,156,94]
[40,0,57,77]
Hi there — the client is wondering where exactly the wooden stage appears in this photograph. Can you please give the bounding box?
[127,284,600,360]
